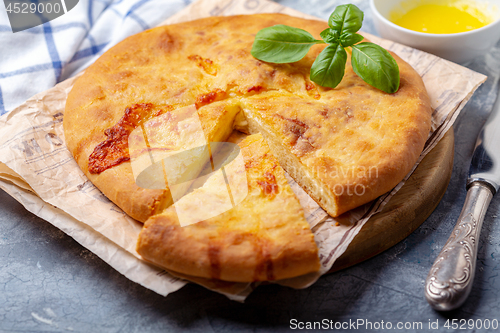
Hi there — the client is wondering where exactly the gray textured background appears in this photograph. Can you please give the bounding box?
[1,0,500,332]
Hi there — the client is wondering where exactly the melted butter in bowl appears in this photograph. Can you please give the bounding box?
[371,0,500,64]
[390,0,494,34]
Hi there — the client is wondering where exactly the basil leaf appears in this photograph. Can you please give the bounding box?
[328,4,364,36]
[251,25,324,63]
[310,43,347,89]
[320,28,340,44]
[351,42,400,94]
[340,33,364,47]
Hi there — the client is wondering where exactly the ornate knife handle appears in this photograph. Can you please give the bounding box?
[425,182,494,311]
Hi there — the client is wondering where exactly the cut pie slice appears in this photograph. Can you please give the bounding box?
[136,134,320,282]
[240,50,431,216]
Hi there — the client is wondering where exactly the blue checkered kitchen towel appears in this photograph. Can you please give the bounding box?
[0,0,193,116]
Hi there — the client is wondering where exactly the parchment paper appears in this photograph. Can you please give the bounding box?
[0,0,487,301]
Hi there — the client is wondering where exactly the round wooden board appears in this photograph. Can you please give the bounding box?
[330,129,455,272]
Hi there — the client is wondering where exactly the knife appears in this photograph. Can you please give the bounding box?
[425,90,500,311]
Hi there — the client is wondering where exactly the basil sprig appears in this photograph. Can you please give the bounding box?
[251,25,325,63]
[251,4,400,93]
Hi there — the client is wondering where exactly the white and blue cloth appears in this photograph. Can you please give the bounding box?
[0,0,192,116]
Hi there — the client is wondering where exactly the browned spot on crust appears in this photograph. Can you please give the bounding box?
[88,103,171,174]
[208,244,221,280]
[345,108,354,122]
[294,138,315,155]
[195,89,227,109]
[319,107,329,119]
[247,85,265,94]
[188,54,217,75]
[158,31,180,53]
[109,71,133,81]
[257,173,279,197]
[254,239,275,281]
[275,115,316,156]
[275,114,308,144]
[244,159,259,170]
[320,101,354,122]
[305,81,321,99]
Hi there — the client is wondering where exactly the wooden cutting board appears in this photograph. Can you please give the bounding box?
[330,129,455,272]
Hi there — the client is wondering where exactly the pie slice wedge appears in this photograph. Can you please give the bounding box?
[241,51,431,216]
[136,134,320,282]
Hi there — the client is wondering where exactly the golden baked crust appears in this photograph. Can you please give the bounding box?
[136,134,320,282]
[64,14,431,221]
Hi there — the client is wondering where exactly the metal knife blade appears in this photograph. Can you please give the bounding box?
[425,90,500,311]
[469,91,500,192]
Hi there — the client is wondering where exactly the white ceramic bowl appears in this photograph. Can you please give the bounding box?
[370,0,500,64]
